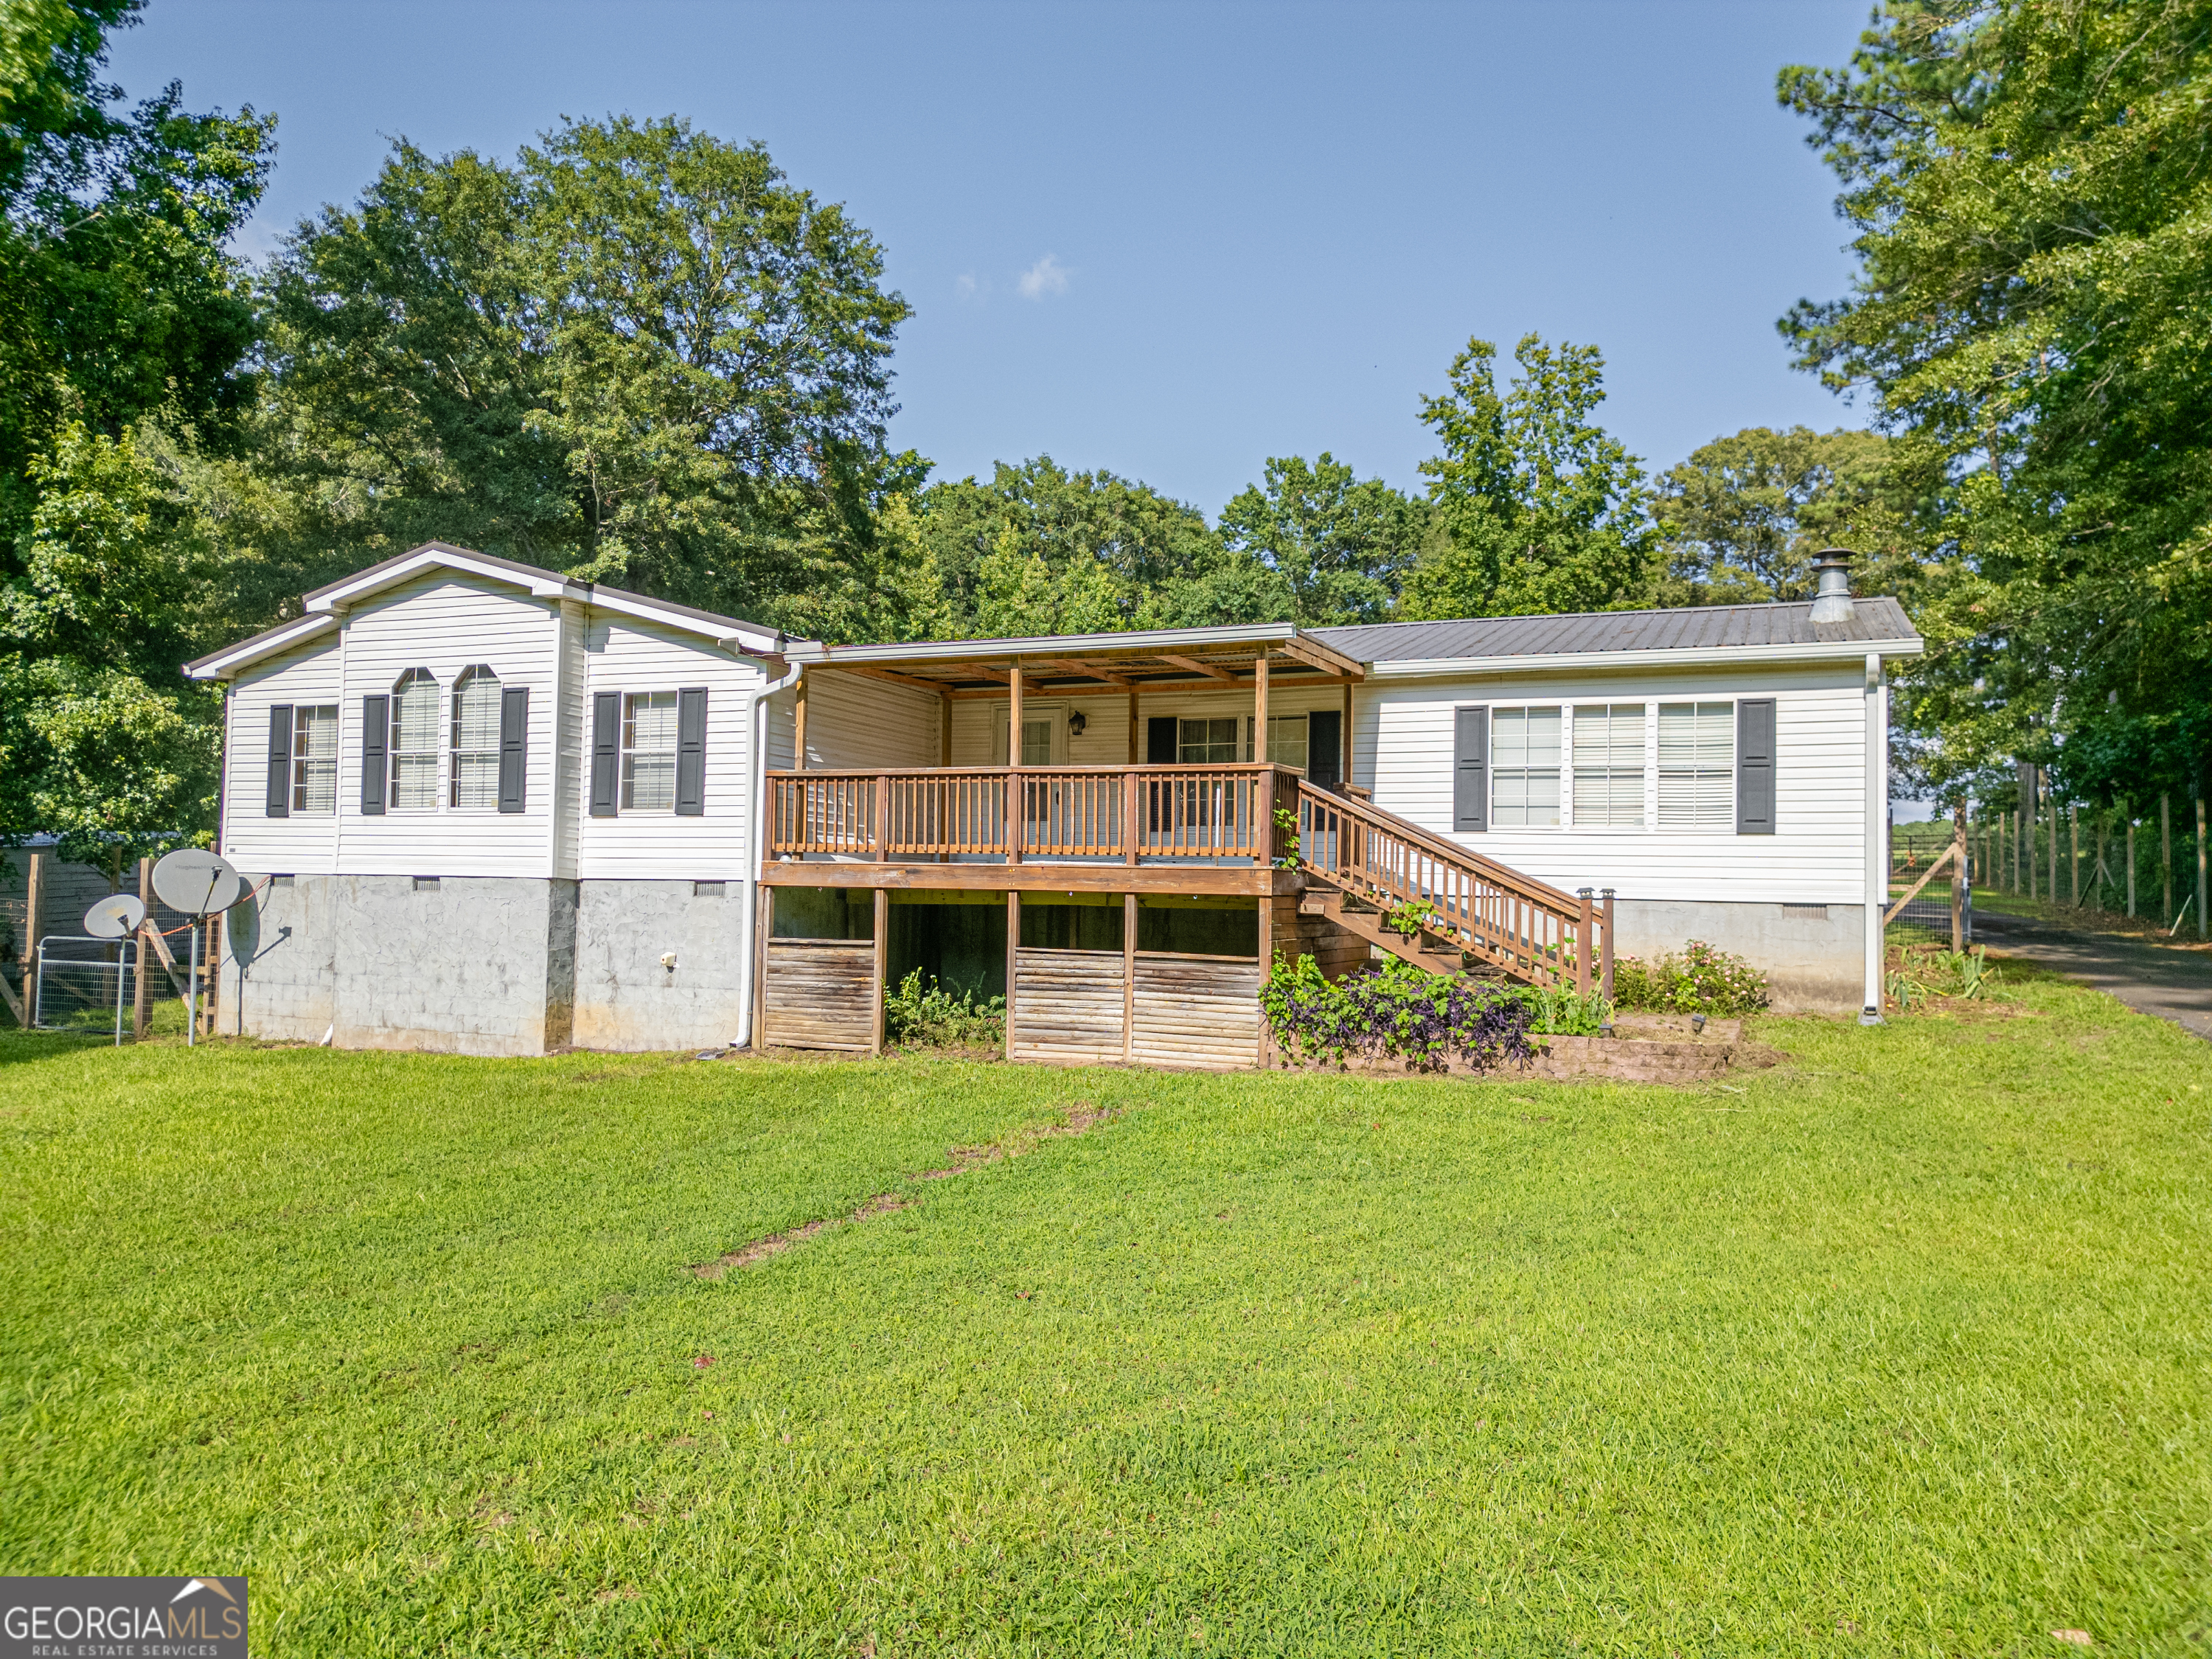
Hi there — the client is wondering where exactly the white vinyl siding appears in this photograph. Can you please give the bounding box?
[576,612,763,880]
[1491,706,1561,828]
[450,668,502,809]
[291,704,338,814]
[1572,703,1645,828]
[220,634,344,874]
[623,691,678,811]
[948,681,1343,768]
[328,572,560,877]
[1659,701,1733,829]
[390,669,441,810]
[1357,664,1869,905]
[798,669,941,771]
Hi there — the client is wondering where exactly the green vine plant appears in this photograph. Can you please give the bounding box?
[1383,897,1440,936]
[1273,805,1301,869]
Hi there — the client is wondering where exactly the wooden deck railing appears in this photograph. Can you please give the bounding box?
[1293,779,1603,992]
[767,765,1294,865]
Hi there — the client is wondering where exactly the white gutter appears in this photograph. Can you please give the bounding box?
[734,653,802,1050]
[1364,638,1924,680]
[786,620,1307,666]
[1862,652,1887,1024]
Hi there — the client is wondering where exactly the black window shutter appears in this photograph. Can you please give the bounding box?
[265,705,293,817]
[675,686,707,815]
[360,695,387,815]
[1307,709,1342,786]
[1736,698,1776,834]
[498,685,529,813]
[1146,717,1177,765]
[1453,706,1488,832]
[590,692,620,816]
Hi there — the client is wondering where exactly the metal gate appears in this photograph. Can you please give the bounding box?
[32,936,141,1042]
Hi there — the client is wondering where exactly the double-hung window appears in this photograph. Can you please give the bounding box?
[1491,706,1561,827]
[1265,714,1308,772]
[1658,702,1734,828]
[390,669,440,810]
[450,667,502,808]
[290,705,338,814]
[1572,703,1646,827]
[1178,717,1241,764]
[623,691,678,810]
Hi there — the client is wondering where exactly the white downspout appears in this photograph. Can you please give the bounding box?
[735,653,801,1049]
[1862,650,1886,1024]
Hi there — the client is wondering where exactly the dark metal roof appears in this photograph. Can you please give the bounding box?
[1310,597,1919,663]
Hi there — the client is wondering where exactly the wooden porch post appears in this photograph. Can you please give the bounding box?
[754,885,773,1051]
[1576,888,1593,998]
[1253,654,1269,758]
[940,690,953,768]
[1007,662,1023,867]
[1123,769,1140,866]
[1127,689,1138,766]
[872,888,888,1054]
[1256,888,1273,1069]
[793,672,808,771]
[1342,682,1354,788]
[1004,891,1020,1060]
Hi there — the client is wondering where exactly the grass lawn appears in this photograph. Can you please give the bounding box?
[3,973,2209,1656]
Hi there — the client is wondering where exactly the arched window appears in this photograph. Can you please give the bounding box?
[451,666,502,809]
[390,669,441,810]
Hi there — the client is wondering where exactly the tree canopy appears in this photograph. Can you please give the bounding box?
[1779,0,2212,810]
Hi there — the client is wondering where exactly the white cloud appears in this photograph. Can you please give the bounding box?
[1016,253,1070,300]
[955,273,980,302]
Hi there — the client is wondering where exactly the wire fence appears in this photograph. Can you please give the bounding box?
[32,936,141,1042]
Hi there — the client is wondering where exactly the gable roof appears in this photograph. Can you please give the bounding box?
[184,543,790,680]
[1310,597,1920,677]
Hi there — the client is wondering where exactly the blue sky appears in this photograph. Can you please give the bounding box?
[109,0,1876,517]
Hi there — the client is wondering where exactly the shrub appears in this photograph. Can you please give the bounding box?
[1610,939,1769,1016]
[883,970,1005,1051]
[1504,983,1612,1035]
[1261,955,1538,1072]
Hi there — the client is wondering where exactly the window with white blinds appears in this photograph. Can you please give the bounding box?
[450,667,502,808]
[1658,701,1734,828]
[1490,706,1561,827]
[290,705,337,814]
[1572,703,1646,827]
[389,669,440,810]
[623,690,679,811]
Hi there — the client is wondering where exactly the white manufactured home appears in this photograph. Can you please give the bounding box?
[187,541,1920,1062]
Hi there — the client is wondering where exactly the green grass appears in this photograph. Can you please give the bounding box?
[3,980,2210,1656]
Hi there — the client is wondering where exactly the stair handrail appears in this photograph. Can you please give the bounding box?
[1294,780,1588,914]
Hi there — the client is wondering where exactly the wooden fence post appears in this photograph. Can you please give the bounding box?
[2162,794,2173,925]
[2198,796,2208,940]
[2069,803,2079,905]
[1600,888,1615,1003]
[2126,815,2137,918]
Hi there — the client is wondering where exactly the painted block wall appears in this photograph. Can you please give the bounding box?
[571,880,751,1051]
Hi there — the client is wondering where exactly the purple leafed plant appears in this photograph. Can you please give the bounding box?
[1260,955,1538,1073]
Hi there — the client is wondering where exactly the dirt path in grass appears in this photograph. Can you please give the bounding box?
[689,1102,1116,1278]
[1975,911,2212,1041]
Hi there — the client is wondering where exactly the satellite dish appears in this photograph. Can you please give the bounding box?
[84,893,147,939]
[151,849,242,917]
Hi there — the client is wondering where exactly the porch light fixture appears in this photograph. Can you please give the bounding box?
[1068,709,1088,737]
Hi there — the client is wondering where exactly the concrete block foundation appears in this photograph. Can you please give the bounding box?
[572,880,750,1053]
[1607,898,1864,1013]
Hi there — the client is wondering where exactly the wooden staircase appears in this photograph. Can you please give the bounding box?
[1290,781,1607,992]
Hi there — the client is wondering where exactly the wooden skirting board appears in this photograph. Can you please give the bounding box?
[759,938,876,1051]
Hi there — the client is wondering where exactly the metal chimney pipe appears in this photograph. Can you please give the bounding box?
[1809,549,1857,624]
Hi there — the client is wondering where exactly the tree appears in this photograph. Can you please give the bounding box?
[0,0,269,858]
[1397,334,1652,620]
[1217,453,1424,626]
[908,457,1241,636]
[245,116,913,630]
[1649,425,1934,607]
[1779,0,2212,808]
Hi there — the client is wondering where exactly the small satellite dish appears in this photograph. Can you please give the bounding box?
[84,893,147,939]
[151,849,242,917]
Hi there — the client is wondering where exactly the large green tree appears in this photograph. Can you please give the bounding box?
[237,116,913,633]
[1649,425,1935,608]
[1217,453,1425,627]
[1397,334,1652,621]
[0,0,270,866]
[1780,0,2212,811]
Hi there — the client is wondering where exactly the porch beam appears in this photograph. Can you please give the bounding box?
[1274,636,1363,678]
[761,860,1303,896]
[835,663,950,695]
[1157,653,1242,683]
[942,672,1363,699]
[1038,658,1135,689]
